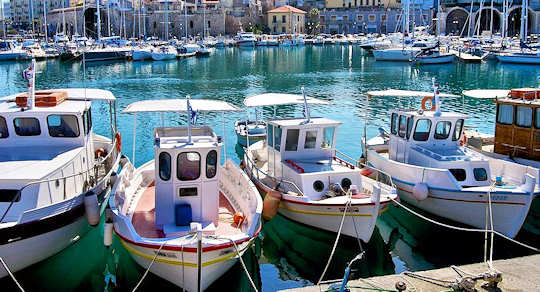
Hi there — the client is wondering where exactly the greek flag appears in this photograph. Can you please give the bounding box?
[21,65,33,81]
[187,97,197,124]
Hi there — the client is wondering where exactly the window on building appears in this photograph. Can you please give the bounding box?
[304,130,317,149]
[282,26,286,33]
[190,20,193,29]
[206,150,217,179]
[413,119,431,141]
[177,152,201,181]
[497,104,513,125]
[322,126,335,148]
[13,117,41,136]
[453,119,464,141]
[273,15,276,23]
[343,15,348,21]
[297,15,300,21]
[0,116,8,138]
[159,152,171,181]
[47,115,80,137]
[434,121,452,140]
[320,15,325,22]
[369,14,375,22]
[381,14,387,21]
[208,21,211,28]
[331,15,337,21]
[282,15,286,22]
[516,106,532,127]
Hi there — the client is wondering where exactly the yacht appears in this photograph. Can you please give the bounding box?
[497,51,540,64]
[235,32,257,47]
[151,45,177,61]
[242,92,397,241]
[110,98,262,291]
[0,66,121,277]
[0,40,29,61]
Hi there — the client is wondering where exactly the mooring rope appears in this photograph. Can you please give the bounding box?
[0,257,24,292]
[388,197,540,252]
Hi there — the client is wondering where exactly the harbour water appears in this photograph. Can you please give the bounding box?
[0,46,538,291]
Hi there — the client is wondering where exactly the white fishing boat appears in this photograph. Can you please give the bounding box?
[413,49,456,64]
[365,81,537,238]
[234,120,267,147]
[373,42,434,61]
[183,43,201,54]
[131,46,153,61]
[151,45,177,61]
[235,33,257,47]
[0,62,122,278]
[110,98,262,291]
[242,91,397,241]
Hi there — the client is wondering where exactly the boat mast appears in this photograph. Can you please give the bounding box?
[143,0,146,38]
[62,0,66,36]
[489,0,493,39]
[95,0,101,41]
[2,0,7,39]
[132,3,136,38]
[43,0,48,42]
[164,0,169,41]
[184,0,187,39]
[520,0,527,43]
[138,0,141,39]
[107,1,111,36]
[82,0,86,38]
[203,3,205,39]
[467,0,473,37]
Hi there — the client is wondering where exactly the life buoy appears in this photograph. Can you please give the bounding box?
[115,132,122,152]
[421,96,436,111]
[95,148,106,158]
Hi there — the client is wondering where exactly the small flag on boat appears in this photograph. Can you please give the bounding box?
[186,96,197,124]
[21,65,34,82]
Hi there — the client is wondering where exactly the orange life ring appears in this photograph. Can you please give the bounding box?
[95,148,106,158]
[115,132,122,152]
[421,96,436,111]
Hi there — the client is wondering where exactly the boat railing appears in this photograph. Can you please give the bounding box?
[335,149,397,189]
[243,151,305,196]
[0,138,121,222]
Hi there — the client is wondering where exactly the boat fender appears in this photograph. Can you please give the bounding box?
[233,212,246,227]
[421,96,436,111]
[109,172,118,187]
[521,174,536,194]
[359,168,373,177]
[412,183,429,201]
[84,190,100,226]
[95,148,106,158]
[262,190,282,221]
[115,132,122,152]
[104,209,114,248]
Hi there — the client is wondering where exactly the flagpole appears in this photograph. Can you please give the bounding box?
[302,86,310,123]
[187,95,192,144]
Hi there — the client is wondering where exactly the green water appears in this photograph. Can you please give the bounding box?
[0,46,539,291]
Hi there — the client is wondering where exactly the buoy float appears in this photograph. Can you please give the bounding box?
[421,96,436,111]
[84,190,100,226]
[233,211,246,226]
[412,183,429,201]
[262,190,282,220]
[104,209,114,248]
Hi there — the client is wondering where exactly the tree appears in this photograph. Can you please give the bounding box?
[307,8,320,35]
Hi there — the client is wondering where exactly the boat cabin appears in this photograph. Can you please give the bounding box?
[265,117,362,199]
[494,90,540,160]
[387,109,491,187]
[153,126,221,233]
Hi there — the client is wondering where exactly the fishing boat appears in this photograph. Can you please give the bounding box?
[151,45,177,61]
[0,61,122,278]
[110,98,262,291]
[242,91,398,241]
[365,81,537,238]
[235,33,257,47]
[234,120,267,147]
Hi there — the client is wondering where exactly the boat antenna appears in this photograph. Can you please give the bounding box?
[432,77,441,117]
[302,87,311,123]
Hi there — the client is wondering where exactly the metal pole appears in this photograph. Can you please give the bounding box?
[187,95,192,144]
[95,0,101,40]
[222,112,227,162]
[185,0,187,39]
[43,0,47,42]
[83,0,86,38]
[132,113,137,165]
[107,2,111,36]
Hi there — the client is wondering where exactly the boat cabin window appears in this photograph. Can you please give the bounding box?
[434,121,452,140]
[285,129,300,151]
[274,127,282,151]
[406,117,413,139]
[398,115,407,138]
[83,109,92,135]
[453,119,464,141]
[13,117,41,136]
[536,109,540,129]
[206,150,217,179]
[473,168,488,181]
[0,116,8,138]
[497,104,513,125]
[47,115,80,138]
[268,125,274,147]
[413,119,431,141]
[179,187,198,197]
[177,152,201,181]
[0,189,20,202]
[449,169,466,181]
[304,130,317,149]
[159,152,171,181]
[391,113,398,135]
[322,126,335,149]
[516,106,532,128]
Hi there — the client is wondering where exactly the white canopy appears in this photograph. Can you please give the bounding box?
[0,88,116,102]
[462,89,510,99]
[124,99,241,113]
[243,93,330,107]
[366,89,459,98]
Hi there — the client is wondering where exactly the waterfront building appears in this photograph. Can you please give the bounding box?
[10,0,71,30]
[267,5,306,34]
[440,0,540,36]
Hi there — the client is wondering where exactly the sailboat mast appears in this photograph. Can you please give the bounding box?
[138,0,141,38]
[62,0,66,35]
[164,1,169,41]
[185,0,187,39]
[95,0,101,40]
[1,0,5,40]
[83,0,86,38]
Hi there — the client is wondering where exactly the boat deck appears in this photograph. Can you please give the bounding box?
[131,184,244,238]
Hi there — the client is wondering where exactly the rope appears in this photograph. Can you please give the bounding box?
[317,194,352,285]
[132,233,196,292]
[388,197,540,252]
[0,257,24,292]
